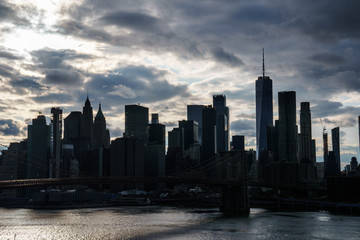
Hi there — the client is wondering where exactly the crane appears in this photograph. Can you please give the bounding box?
[319,118,326,133]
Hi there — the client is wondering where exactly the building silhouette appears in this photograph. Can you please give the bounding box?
[50,107,62,178]
[331,127,341,175]
[350,157,358,173]
[124,104,149,141]
[213,95,229,152]
[323,128,329,176]
[166,127,183,175]
[0,141,27,198]
[110,137,145,191]
[64,111,82,143]
[179,120,199,151]
[299,102,312,163]
[93,103,110,148]
[63,97,98,176]
[82,96,93,146]
[148,114,165,149]
[27,114,51,179]
[179,120,201,168]
[146,114,166,189]
[201,105,217,162]
[278,91,297,163]
[299,102,316,181]
[326,151,339,177]
[187,105,205,145]
[232,135,245,151]
[256,50,273,164]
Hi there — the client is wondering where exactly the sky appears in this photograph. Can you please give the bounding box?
[0,0,359,167]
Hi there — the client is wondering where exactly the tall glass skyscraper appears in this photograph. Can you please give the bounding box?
[213,95,229,152]
[256,73,273,162]
[331,127,341,174]
[299,102,312,163]
[187,105,204,145]
[124,104,149,141]
[278,91,297,163]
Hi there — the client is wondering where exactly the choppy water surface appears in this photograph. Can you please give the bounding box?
[0,206,359,239]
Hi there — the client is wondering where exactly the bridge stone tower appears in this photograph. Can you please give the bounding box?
[219,151,250,214]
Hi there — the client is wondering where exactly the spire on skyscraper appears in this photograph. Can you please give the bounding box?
[263,48,265,79]
[95,103,104,119]
[85,96,91,107]
[256,48,273,164]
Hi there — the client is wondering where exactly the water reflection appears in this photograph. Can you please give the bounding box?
[0,207,359,240]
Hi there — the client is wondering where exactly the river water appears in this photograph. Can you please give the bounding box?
[0,206,359,239]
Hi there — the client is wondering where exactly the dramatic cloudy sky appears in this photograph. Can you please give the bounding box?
[0,0,359,166]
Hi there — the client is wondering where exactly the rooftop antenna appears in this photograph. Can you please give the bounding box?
[262,48,265,79]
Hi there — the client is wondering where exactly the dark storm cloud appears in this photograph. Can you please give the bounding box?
[308,52,345,65]
[56,20,114,43]
[311,100,360,127]
[322,118,356,129]
[0,67,38,95]
[303,70,360,94]
[0,63,46,94]
[230,4,283,24]
[32,93,75,104]
[101,11,161,32]
[0,1,30,26]
[0,119,21,136]
[31,48,92,69]
[311,100,343,118]
[44,69,83,85]
[0,64,15,78]
[31,48,91,85]
[56,18,205,60]
[211,47,244,67]
[283,0,360,42]
[10,77,46,92]
[291,58,360,97]
[220,88,253,101]
[0,49,23,60]
[88,65,190,104]
[230,119,255,137]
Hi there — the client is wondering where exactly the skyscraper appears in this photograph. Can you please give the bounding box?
[332,127,341,174]
[299,102,317,181]
[278,91,297,163]
[323,128,329,176]
[179,120,199,151]
[93,103,110,148]
[299,102,312,163]
[146,113,166,189]
[50,107,62,178]
[202,105,217,162]
[27,114,51,179]
[125,104,149,141]
[110,137,145,191]
[82,96,93,146]
[148,113,165,148]
[232,135,245,151]
[256,50,273,162]
[64,111,82,143]
[166,127,183,174]
[213,95,229,152]
[187,105,204,145]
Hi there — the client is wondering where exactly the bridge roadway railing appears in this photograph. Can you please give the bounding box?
[0,176,243,190]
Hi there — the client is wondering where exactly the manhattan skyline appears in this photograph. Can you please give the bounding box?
[0,1,360,167]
